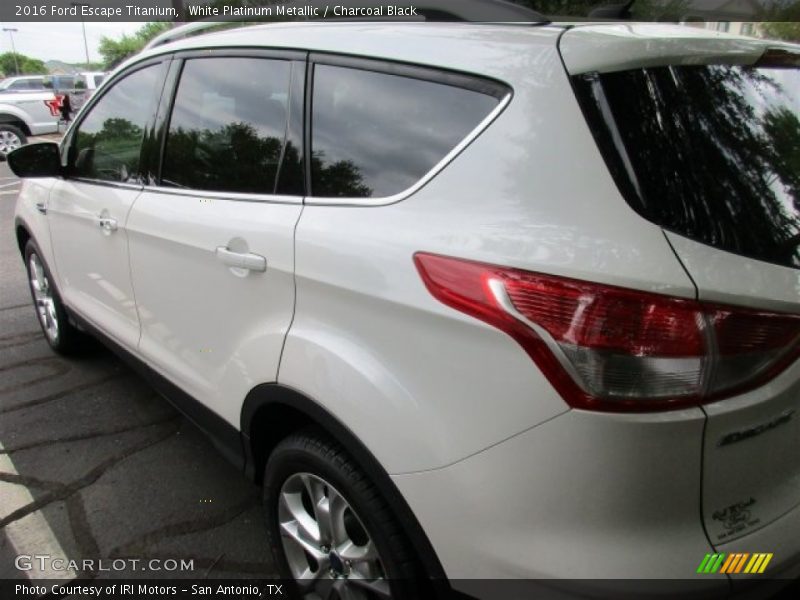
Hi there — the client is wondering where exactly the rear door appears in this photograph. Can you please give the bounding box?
[561,28,800,547]
[126,51,305,428]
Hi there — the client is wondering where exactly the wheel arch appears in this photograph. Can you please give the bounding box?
[0,111,33,136]
[241,383,450,588]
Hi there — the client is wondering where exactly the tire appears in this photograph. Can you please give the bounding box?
[263,428,425,600]
[24,240,84,355]
[0,124,27,159]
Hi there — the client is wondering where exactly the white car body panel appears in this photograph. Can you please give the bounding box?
[665,232,800,314]
[126,192,301,427]
[13,178,59,270]
[281,30,697,473]
[47,180,142,350]
[392,408,719,583]
[718,500,800,585]
[702,361,800,546]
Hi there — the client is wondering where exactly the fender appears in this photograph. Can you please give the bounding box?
[241,383,449,586]
[14,179,61,281]
[0,104,35,130]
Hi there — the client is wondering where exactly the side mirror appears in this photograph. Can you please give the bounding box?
[7,142,62,178]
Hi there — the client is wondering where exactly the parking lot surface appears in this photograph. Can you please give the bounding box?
[0,161,276,581]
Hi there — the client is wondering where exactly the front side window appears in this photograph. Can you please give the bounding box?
[71,63,163,183]
[161,57,292,195]
[311,64,503,198]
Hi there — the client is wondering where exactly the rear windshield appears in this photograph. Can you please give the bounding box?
[573,60,800,270]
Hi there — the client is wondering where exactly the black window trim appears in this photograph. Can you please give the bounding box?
[61,56,172,192]
[305,51,513,207]
[73,47,511,204]
[143,46,307,205]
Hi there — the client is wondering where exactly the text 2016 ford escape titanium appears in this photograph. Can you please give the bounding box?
[10,19,800,599]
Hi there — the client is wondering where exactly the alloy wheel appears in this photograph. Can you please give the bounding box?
[0,129,23,155]
[278,472,392,599]
[29,253,59,343]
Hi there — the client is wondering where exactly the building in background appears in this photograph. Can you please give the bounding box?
[676,0,763,37]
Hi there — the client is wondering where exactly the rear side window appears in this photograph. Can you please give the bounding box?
[311,64,504,198]
[8,79,42,90]
[71,63,163,183]
[573,60,800,270]
[161,57,291,195]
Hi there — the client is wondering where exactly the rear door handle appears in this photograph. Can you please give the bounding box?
[35,202,47,214]
[215,247,267,272]
[97,216,118,232]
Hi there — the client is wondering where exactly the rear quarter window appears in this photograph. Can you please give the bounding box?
[310,63,506,199]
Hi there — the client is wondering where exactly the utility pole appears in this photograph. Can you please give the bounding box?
[71,2,91,68]
[2,28,19,75]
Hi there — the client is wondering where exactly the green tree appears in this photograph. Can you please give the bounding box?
[761,21,800,42]
[0,52,47,76]
[98,22,171,69]
[511,0,688,18]
[761,0,800,42]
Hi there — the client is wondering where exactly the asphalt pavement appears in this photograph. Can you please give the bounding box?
[0,161,277,582]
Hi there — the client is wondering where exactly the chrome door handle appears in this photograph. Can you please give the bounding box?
[215,246,267,272]
[97,216,118,232]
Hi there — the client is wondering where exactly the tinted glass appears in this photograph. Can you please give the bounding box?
[574,63,800,269]
[162,57,291,195]
[311,65,501,198]
[72,64,162,183]
[45,76,74,90]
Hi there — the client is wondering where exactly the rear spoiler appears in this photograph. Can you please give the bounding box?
[558,23,799,75]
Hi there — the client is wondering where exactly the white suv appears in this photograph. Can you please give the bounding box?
[10,20,800,599]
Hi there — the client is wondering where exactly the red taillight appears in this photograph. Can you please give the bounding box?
[414,252,800,413]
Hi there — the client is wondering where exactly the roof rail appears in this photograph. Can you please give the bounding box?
[144,0,549,50]
[145,21,230,50]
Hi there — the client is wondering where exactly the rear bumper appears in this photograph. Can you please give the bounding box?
[393,408,729,596]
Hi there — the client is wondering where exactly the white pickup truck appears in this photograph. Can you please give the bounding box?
[0,72,107,157]
[0,89,65,157]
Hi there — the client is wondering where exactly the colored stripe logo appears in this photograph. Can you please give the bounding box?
[697,553,773,574]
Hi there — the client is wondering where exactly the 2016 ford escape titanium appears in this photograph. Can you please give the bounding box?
[10,20,800,599]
